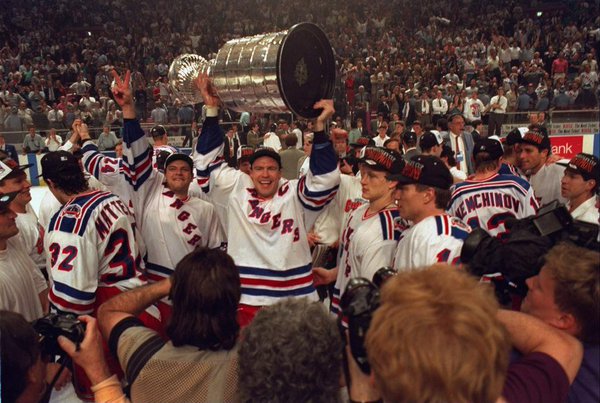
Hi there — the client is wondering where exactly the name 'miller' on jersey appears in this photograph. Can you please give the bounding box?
[447,174,538,238]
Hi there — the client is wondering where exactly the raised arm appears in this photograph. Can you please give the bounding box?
[298,100,340,229]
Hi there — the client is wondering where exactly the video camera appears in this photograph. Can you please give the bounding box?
[340,267,397,374]
[32,313,86,357]
[461,201,599,303]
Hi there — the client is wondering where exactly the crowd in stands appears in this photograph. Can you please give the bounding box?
[1,0,599,143]
[0,1,599,403]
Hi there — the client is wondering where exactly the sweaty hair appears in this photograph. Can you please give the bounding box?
[166,247,240,350]
[544,243,600,344]
[415,183,451,209]
[474,153,500,172]
[49,168,89,195]
[238,298,342,403]
[1,310,42,402]
[366,266,510,403]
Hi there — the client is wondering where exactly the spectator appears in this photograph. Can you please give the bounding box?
[44,128,63,152]
[279,133,304,180]
[22,126,44,154]
[445,112,475,175]
[98,247,240,403]
[97,124,119,151]
[0,134,18,161]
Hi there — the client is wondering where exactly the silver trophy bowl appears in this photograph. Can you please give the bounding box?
[168,22,336,119]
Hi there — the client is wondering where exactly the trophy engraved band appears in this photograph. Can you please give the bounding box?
[168,22,336,118]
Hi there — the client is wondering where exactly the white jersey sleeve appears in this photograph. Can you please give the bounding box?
[393,214,471,272]
[15,204,46,268]
[45,191,145,315]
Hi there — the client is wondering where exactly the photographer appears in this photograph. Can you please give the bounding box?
[346,266,583,403]
[1,311,125,403]
[97,247,240,403]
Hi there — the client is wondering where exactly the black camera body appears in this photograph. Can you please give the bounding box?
[32,313,86,357]
[340,267,397,374]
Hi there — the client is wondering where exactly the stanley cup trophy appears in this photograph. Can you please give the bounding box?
[168,22,336,119]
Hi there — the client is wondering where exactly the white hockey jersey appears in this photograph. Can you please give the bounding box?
[86,120,226,283]
[45,190,146,315]
[16,204,46,268]
[194,116,340,307]
[393,214,471,272]
[447,173,538,238]
[331,204,404,316]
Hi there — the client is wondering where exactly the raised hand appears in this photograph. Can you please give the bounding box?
[111,69,135,119]
[195,73,221,108]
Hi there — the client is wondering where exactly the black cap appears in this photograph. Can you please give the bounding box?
[388,155,453,189]
[504,127,526,146]
[473,138,504,161]
[250,147,282,168]
[164,153,193,171]
[521,130,551,151]
[419,131,443,150]
[0,191,18,212]
[563,153,599,182]
[0,158,33,181]
[39,151,81,181]
[403,131,417,144]
[150,125,167,137]
[360,147,404,174]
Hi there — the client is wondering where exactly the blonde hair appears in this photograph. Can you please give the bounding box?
[366,265,510,403]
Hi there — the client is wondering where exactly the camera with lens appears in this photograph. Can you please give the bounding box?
[461,201,599,304]
[340,267,397,374]
[32,313,86,357]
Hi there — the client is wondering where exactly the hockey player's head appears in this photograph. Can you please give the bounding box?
[167,247,240,351]
[163,153,194,196]
[359,147,403,203]
[389,155,452,223]
[419,131,444,157]
[473,138,504,173]
[518,130,551,173]
[560,153,598,202]
[249,148,282,199]
[40,151,88,200]
[0,191,18,241]
[0,157,32,209]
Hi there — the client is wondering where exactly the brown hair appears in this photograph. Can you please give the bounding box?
[366,265,510,403]
[544,243,600,343]
[167,247,240,350]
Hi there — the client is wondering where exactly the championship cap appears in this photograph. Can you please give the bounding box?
[350,136,373,148]
[561,153,599,182]
[473,138,504,161]
[360,147,404,174]
[521,130,551,151]
[419,130,444,150]
[388,155,453,189]
[164,153,193,171]
[39,151,80,181]
[150,125,167,137]
[0,191,18,213]
[0,158,33,181]
[249,147,282,168]
[237,145,255,162]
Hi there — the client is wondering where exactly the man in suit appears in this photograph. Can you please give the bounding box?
[0,135,18,161]
[223,125,240,167]
[370,113,387,137]
[377,95,391,120]
[401,94,417,126]
[444,113,475,175]
[279,133,305,180]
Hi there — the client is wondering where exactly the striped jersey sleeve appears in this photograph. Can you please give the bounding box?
[121,119,154,192]
[81,141,124,188]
